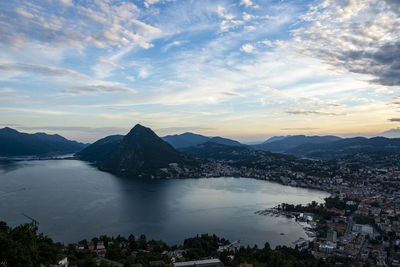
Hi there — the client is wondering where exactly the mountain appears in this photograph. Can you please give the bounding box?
[286,137,400,160]
[75,135,123,163]
[0,127,87,156]
[180,141,296,167]
[379,128,400,138]
[208,136,244,147]
[77,124,198,177]
[162,132,244,149]
[162,132,210,149]
[253,135,342,153]
[263,136,289,144]
[180,141,253,161]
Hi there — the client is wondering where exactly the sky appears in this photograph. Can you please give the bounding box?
[0,0,399,143]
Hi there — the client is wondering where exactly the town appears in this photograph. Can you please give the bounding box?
[156,150,400,266]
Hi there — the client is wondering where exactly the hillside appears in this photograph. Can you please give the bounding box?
[253,135,342,153]
[77,124,199,177]
[286,137,400,159]
[180,141,255,161]
[0,127,87,156]
[75,135,123,163]
[162,132,210,149]
[162,132,244,149]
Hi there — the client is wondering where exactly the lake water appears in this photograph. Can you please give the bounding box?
[0,159,329,247]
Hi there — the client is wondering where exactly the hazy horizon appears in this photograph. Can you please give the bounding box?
[2,123,400,144]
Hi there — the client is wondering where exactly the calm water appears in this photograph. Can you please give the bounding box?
[0,159,329,247]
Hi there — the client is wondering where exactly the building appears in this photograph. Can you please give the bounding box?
[352,224,374,236]
[327,229,337,243]
[88,242,95,250]
[318,242,336,254]
[173,259,224,267]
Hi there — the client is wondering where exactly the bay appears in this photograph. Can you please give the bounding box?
[0,159,329,247]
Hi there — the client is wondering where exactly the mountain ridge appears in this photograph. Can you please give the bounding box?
[286,136,400,160]
[252,135,342,153]
[77,124,200,178]
[162,132,244,149]
[0,127,87,156]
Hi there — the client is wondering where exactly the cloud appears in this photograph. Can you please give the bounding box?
[389,118,400,122]
[138,68,149,79]
[97,59,125,69]
[217,6,235,20]
[0,107,70,115]
[63,84,137,95]
[294,97,343,108]
[162,40,186,52]
[60,0,73,7]
[216,5,243,31]
[1,1,160,50]
[0,88,15,94]
[294,0,400,86]
[17,125,126,133]
[240,0,258,8]
[285,109,344,116]
[0,123,21,127]
[258,40,273,47]
[240,43,255,53]
[281,127,319,131]
[0,63,87,77]
[221,91,245,97]
[15,7,34,19]
[144,0,161,8]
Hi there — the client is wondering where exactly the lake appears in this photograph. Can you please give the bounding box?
[0,159,329,247]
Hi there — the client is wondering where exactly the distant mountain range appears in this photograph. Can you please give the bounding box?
[76,124,198,177]
[379,128,400,138]
[162,132,244,149]
[0,127,87,156]
[180,141,294,162]
[180,141,254,161]
[3,125,400,163]
[173,132,400,160]
[285,136,400,160]
[252,135,342,153]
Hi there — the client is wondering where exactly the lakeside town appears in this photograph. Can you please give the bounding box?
[156,151,400,266]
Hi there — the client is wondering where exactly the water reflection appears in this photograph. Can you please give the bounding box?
[0,159,329,247]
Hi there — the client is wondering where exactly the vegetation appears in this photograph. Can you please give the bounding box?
[0,221,63,267]
[0,221,339,267]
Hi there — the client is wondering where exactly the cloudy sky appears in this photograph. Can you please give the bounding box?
[0,0,399,143]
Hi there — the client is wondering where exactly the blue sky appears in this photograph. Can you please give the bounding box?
[0,0,399,142]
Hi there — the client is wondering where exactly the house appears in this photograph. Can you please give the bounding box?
[88,242,95,250]
[97,241,105,250]
[96,241,106,257]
